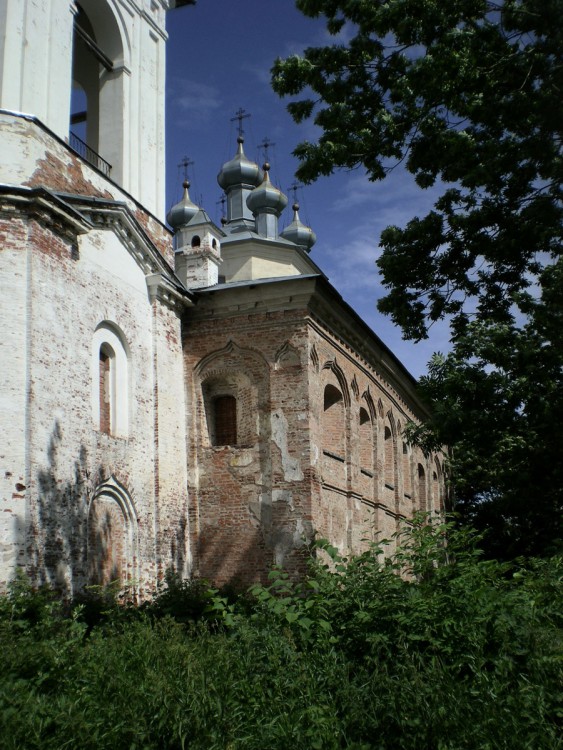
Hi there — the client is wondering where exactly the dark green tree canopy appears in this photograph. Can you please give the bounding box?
[272,0,563,557]
[273,0,562,339]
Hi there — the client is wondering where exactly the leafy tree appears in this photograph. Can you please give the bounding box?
[272,0,563,556]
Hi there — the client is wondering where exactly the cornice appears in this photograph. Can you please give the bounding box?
[188,274,428,419]
[146,273,192,311]
[0,184,193,312]
[0,185,92,240]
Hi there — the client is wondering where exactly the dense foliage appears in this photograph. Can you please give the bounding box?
[271,0,563,557]
[1,521,561,749]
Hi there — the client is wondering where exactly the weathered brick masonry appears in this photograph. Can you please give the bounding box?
[185,278,445,586]
[0,115,191,596]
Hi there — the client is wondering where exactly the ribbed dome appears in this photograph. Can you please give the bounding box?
[246,164,288,216]
[166,180,199,229]
[280,201,317,251]
[217,136,263,190]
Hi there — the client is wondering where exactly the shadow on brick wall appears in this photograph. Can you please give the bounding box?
[29,420,92,593]
[27,421,194,597]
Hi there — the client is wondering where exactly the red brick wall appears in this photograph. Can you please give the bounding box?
[184,292,445,586]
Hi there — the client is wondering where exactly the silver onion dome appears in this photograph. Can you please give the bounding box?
[166,180,199,229]
[246,163,288,217]
[217,136,263,190]
[280,201,316,251]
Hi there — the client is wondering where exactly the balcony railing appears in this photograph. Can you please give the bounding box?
[69,131,112,177]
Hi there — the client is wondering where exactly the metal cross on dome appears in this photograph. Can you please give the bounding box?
[231,107,250,138]
[258,137,275,164]
[288,181,303,203]
[178,155,194,181]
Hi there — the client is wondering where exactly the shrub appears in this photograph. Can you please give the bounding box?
[0,521,560,749]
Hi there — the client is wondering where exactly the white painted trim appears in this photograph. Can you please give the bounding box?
[91,322,130,437]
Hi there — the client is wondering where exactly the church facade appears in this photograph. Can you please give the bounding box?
[0,0,444,596]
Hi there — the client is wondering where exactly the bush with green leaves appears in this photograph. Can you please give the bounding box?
[1,520,561,749]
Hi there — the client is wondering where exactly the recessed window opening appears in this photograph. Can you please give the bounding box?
[403,442,412,496]
[191,235,201,248]
[91,323,129,438]
[324,384,342,410]
[433,468,441,510]
[71,6,105,156]
[99,343,115,435]
[384,424,394,488]
[359,407,373,474]
[70,84,88,143]
[69,1,122,177]
[323,384,345,458]
[418,464,427,511]
[213,395,237,446]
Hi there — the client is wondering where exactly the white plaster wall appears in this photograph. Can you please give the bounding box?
[12,219,188,593]
[152,301,190,576]
[0,0,74,139]
[0,222,30,587]
[221,241,316,282]
[0,0,169,218]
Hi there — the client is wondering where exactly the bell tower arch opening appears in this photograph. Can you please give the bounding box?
[70,1,126,180]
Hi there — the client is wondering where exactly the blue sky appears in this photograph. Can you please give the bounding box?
[165,1,450,379]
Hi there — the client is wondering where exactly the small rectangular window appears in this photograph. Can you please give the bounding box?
[214,395,237,446]
[99,349,111,434]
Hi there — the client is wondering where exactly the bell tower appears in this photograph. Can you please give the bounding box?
[0,0,190,217]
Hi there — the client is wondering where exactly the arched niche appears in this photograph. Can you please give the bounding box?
[196,341,269,449]
[87,476,138,589]
[323,383,346,459]
[274,341,300,369]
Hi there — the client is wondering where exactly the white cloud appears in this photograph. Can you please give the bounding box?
[331,173,376,211]
[167,78,221,127]
[240,61,271,85]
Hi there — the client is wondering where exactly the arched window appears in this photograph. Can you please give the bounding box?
[418,464,427,511]
[201,371,256,448]
[403,443,412,497]
[213,395,237,446]
[91,323,129,438]
[191,235,201,248]
[323,384,345,458]
[359,407,373,473]
[433,461,443,511]
[70,1,125,178]
[384,422,394,489]
[99,343,114,435]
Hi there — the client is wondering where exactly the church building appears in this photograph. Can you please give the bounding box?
[0,0,444,596]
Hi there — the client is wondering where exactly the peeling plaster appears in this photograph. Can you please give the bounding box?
[271,409,304,481]
[272,488,294,511]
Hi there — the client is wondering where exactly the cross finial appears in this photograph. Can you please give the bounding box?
[288,181,302,204]
[230,107,251,138]
[178,155,194,181]
[216,193,227,224]
[259,137,276,164]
